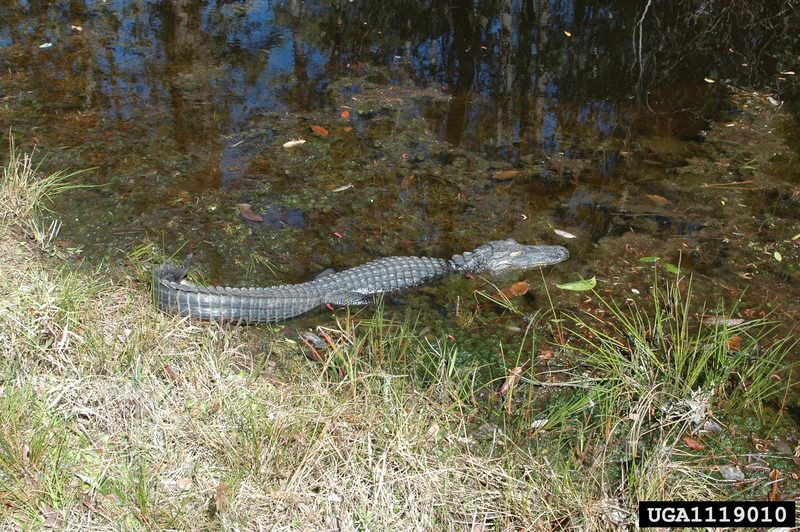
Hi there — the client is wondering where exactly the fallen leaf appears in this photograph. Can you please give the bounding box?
[282,138,306,148]
[790,232,800,241]
[768,469,779,501]
[553,228,578,239]
[214,480,228,514]
[682,435,705,451]
[491,169,521,180]
[40,505,59,528]
[177,477,192,490]
[498,364,526,397]
[646,194,672,205]
[537,349,554,362]
[556,277,597,291]
[340,110,350,119]
[773,251,782,262]
[400,174,414,188]
[310,124,329,137]
[726,335,741,352]
[719,464,745,481]
[502,280,529,298]
[331,183,353,192]
[704,77,715,83]
[342,126,353,132]
[237,203,263,222]
[563,30,572,37]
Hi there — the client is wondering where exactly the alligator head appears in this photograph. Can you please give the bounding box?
[455,239,569,274]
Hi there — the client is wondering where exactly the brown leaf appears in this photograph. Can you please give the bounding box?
[537,349,554,362]
[237,203,263,222]
[726,335,742,352]
[177,477,192,491]
[498,364,526,397]
[492,169,521,180]
[646,194,672,205]
[400,174,414,188]
[40,505,60,528]
[342,126,353,132]
[214,480,228,513]
[501,280,529,298]
[768,469,779,501]
[310,124,329,137]
[682,435,705,451]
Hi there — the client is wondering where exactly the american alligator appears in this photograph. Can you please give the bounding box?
[153,239,569,324]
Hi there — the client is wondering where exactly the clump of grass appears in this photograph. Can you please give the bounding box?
[505,274,799,513]
[0,137,87,244]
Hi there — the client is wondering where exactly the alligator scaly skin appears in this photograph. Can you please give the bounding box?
[153,240,569,324]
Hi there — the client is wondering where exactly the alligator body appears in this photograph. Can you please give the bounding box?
[153,239,568,324]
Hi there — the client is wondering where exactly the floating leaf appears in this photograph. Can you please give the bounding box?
[682,435,705,451]
[646,194,672,205]
[703,317,745,326]
[237,203,263,222]
[340,110,350,119]
[638,256,660,263]
[282,138,306,148]
[556,277,597,291]
[492,169,521,180]
[773,251,782,262]
[664,263,680,275]
[502,280,529,298]
[553,228,578,239]
[310,124,329,136]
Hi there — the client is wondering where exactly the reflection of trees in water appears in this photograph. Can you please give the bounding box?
[1,0,796,154]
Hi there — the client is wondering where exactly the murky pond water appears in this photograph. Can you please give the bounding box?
[1,1,799,363]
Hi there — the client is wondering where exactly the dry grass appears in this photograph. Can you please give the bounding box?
[1,145,796,529]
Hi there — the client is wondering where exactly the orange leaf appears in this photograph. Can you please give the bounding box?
[646,194,672,205]
[727,335,741,351]
[340,110,350,119]
[237,203,263,222]
[502,280,529,298]
[310,124,329,137]
[768,469,779,501]
[682,435,705,451]
[492,169,521,180]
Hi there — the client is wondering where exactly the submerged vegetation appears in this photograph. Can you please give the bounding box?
[1,146,797,529]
